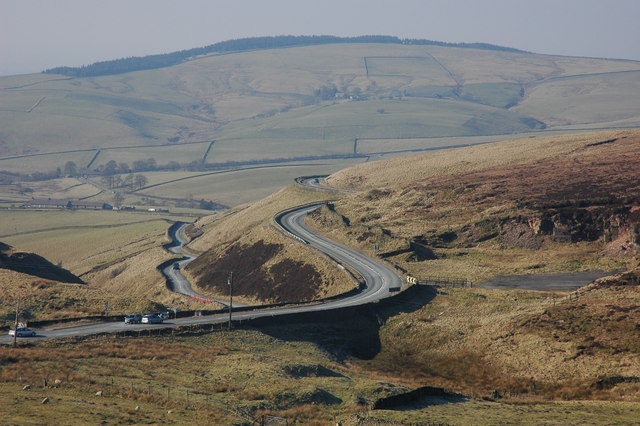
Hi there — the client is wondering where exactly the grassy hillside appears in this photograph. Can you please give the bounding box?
[2,42,639,208]
[359,268,640,407]
[0,207,212,324]
[183,184,355,305]
[1,43,638,159]
[1,129,640,423]
[317,129,640,283]
[1,275,639,424]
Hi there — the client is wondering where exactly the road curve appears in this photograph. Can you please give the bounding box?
[162,223,244,307]
[1,180,404,343]
[276,203,402,307]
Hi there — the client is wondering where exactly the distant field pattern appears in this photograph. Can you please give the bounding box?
[364,56,454,84]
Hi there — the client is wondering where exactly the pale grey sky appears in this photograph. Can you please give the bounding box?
[1,0,639,76]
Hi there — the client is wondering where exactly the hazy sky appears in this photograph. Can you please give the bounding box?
[2,0,640,76]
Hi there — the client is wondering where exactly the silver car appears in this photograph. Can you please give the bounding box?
[8,327,36,337]
[141,314,163,324]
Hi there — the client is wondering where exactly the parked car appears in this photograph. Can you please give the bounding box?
[141,314,163,324]
[8,327,36,337]
[173,263,180,270]
[124,314,143,324]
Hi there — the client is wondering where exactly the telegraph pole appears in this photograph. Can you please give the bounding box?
[228,272,233,331]
[13,296,20,348]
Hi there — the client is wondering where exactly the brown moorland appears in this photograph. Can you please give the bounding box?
[1,130,640,423]
[356,267,640,405]
[315,129,640,282]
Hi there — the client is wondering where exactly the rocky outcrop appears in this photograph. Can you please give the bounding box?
[499,206,639,256]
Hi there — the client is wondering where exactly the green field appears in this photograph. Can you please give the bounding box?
[365,55,454,81]
[1,42,639,210]
[0,209,192,273]
[2,42,639,162]
[0,150,97,174]
[514,71,640,128]
[138,159,365,206]
[0,209,169,238]
[93,142,211,167]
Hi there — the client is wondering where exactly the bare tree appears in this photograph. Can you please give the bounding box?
[134,174,148,190]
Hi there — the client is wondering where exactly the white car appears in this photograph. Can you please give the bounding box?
[8,328,36,337]
[141,314,163,324]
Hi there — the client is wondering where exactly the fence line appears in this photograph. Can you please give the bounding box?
[407,275,472,288]
[96,375,257,423]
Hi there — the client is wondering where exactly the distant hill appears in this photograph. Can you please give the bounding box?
[42,35,526,77]
[1,39,639,208]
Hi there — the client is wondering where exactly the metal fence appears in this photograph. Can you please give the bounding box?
[408,276,472,288]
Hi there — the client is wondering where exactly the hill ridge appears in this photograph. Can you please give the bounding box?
[42,34,527,78]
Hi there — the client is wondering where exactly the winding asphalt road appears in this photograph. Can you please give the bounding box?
[1,178,404,344]
[162,223,244,308]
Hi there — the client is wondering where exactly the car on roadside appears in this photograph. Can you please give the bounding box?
[141,314,163,324]
[8,327,36,337]
[124,314,143,324]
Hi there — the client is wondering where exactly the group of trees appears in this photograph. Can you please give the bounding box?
[96,158,158,175]
[101,173,148,191]
[314,85,338,100]
[43,35,525,78]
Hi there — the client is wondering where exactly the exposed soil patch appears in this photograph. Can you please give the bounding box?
[275,387,342,408]
[283,364,345,379]
[373,386,467,410]
[592,376,640,390]
[188,240,325,303]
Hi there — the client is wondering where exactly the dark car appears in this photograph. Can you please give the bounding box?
[124,314,143,324]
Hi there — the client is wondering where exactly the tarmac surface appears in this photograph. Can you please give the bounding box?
[479,270,617,291]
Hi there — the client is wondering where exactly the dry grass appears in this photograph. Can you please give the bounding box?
[0,330,364,424]
[184,185,355,304]
[0,210,209,321]
[0,269,165,322]
[347,399,640,425]
[2,320,639,424]
[318,129,640,281]
[187,184,330,252]
[327,129,634,190]
[356,269,640,403]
